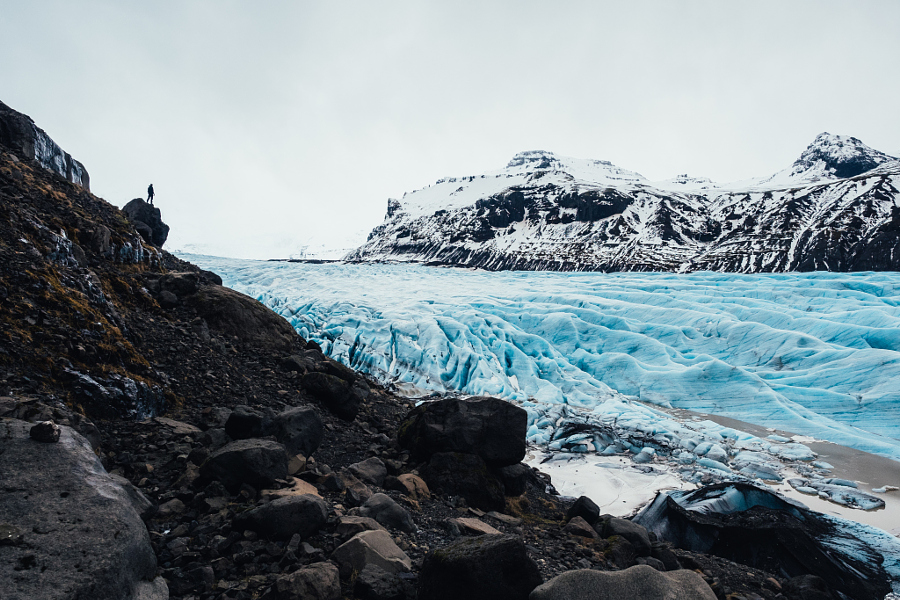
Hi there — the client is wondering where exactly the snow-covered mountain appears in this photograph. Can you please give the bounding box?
[347,134,900,272]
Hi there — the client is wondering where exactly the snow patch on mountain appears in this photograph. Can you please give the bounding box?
[350,134,900,273]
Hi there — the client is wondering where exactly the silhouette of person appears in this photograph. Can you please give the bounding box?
[147,184,155,205]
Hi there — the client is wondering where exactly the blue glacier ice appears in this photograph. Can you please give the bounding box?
[181,256,900,462]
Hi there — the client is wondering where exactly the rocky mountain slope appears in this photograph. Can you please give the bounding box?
[1,100,895,600]
[348,135,900,272]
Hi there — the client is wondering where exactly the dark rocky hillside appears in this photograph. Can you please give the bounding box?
[0,101,893,600]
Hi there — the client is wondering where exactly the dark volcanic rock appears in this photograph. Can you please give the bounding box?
[398,396,527,467]
[234,494,327,540]
[495,462,533,496]
[0,100,90,189]
[418,534,542,600]
[122,198,169,247]
[273,561,341,600]
[272,406,323,458]
[65,370,166,420]
[565,495,600,525]
[187,285,299,352]
[600,517,652,557]
[529,565,716,600]
[302,372,364,421]
[0,419,165,600]
[354,563,406,600]
[225,405,271,439]
[201,438,288,491]
[420,452,506,511]
[359,493,416,533]
[29,419,60,442]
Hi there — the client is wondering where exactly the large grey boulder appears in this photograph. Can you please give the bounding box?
[234,494,327,540]
[600,516,651,557]
[398,397,527,467]
[0,418,167,600]
[529,565,716,600]
[200,438,288,491]
[330,530,412,580]
[359,493,416,533]
[273,561,341,600]
[419,534,542,600]
[348,457,388,487]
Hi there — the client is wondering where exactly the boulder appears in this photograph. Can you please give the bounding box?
[158,290,178,309]
[29,420,60,442]
[187,285,299,352]
[601,517,651,557]
[496,462,532,496]
[451,517,501,536]
[783,574,837,600]
[274,561,341,600]
[302,372,366,421]
[273,406,323,457]
[563,516,597,539]
[234,494,327,540]
[359,493,416,533]
[122,198,169,247]
[528,566,717,600]
[330,530,412,580]
[398,397,527,467]
[341,469,373,506]
[354,563,406,600]
[348,457,388,487]
[224,405,270,439]
[336,516,387,540]
[419,534,542,600]
[157,272,198,297]
[200,438,288,491]
[566,495,600,525]
[260,477,321,501]
[385,473,430,500]
[0,419,163,600]
[650,542,681,572]
[605,535,638,569]
[420,452,505,511]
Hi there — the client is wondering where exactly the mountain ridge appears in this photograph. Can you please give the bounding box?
[348,135,900,272]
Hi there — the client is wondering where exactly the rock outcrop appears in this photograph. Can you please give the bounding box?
[123,199,170,247]
[0,100,90,190]
[418,534,543,600]
[398,396,527,466]
[0,419,165,600]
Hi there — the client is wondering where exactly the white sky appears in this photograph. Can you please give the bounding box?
[2,1,899,259]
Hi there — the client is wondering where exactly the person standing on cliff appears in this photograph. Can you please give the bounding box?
[147,183,155,205]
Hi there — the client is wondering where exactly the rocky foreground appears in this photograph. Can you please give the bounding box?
[0,101,895,600]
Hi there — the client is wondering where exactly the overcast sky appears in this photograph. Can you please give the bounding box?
[2,1,899,259]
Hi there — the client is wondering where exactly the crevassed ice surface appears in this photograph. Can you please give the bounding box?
[183,256,900,461]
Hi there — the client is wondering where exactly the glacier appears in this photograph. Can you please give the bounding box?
[182,256,900,463]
